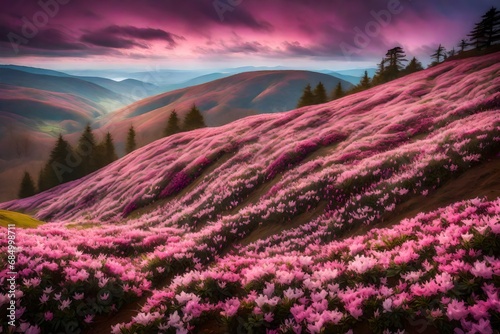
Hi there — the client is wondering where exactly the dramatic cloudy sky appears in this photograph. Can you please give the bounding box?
[0,0,496,71]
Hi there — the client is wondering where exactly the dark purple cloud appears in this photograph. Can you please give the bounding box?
[81,25,182,49]
[0,0,496,66]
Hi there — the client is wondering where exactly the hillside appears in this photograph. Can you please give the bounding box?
[0,65,161,101]
[97,70,353,135]
[0,68,134,111]
[0,53,499,334]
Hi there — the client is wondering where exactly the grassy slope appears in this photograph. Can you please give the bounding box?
[0,210,43,228]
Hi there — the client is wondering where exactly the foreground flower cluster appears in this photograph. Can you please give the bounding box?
[0,53,499,333]
[120,197,500,333]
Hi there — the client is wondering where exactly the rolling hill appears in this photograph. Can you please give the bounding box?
[0,53,499,333]
[0,54,500,333]
[96,70,353,145]
[0,69,351,202]
[0,65,161,99]
[0,68,134,111]
[0,66,160,202]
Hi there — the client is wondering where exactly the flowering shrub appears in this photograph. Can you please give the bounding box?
[0,53,499,332]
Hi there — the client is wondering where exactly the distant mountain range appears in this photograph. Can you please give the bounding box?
[96,70,353,148]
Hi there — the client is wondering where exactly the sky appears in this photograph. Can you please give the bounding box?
[0,0,496,72]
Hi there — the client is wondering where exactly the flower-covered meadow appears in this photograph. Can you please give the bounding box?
[0,53,499,333]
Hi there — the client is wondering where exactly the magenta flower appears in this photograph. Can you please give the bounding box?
[446,299,468,321]
[470,261,493,279]
[44,311,53,321]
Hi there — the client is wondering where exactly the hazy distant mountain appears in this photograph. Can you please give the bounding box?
[0,65,161,101]
[160,72,233,91]
[0,68,133,111]
[323,72,361,85]
[334,68,377,77]
[0,64,72,78]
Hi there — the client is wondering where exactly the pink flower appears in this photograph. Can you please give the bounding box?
[58,299,71,311]
[84,314,94,324]
[468,301,490,320]
[100,292,110,301]
[470,261,493,279]
[471,318,493,334]
[73,292,84,300]
[446,299,468,321]
[39,294,49,304]
[347,255,377,274]
[382,298,393,312]
[44,311,53,321]
[132,312,159,326]
[221,298,240,318]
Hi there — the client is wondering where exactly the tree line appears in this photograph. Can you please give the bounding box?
[430,7,499,65]
[297,6,499,108]
[163,104,206,137]
[18,126,119,198]
[297,47,423,108]
[18,104,206,198]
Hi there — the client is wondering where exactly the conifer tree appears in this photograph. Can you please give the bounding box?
[37,168,48,193]
[468,22,486,50]
[164,110,181,137]
[313,82,328,104]
[431,44,446,64]
[482,7,500,47]
[39,134,73,191]
[467,7,500,49]
[75,124,97,177]
[371,58,388,85]
[97,132,118,167]
[183,104,206,131]
[384,47,407,80]
[297,84,315,108]
[18,171,36,198]
[404,57,424,74]
[458,39,468,53]
[359,71,371,90]
[125,125,137,154]
[331,82,344,100]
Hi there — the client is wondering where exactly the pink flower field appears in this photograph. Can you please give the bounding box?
[1,53,500,333]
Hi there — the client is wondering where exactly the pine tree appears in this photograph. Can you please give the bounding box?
[481,7,500,47]
[458,39,468,53]
[39,134,73,191]
[126,125,137,154]
[331,82,344,100]
[359,71,371,89]
[183,104,206,131]
[97,132,118,167]
[164,110,181,137]
[404,57,424,74]
[431,44,446,64]
[297,84,315,108]
[75,124,97,177]
[313,82,328,104]
[37,168,48,193]
[468,22,486,50]
[371,58,387,85]
[384,47,407,80]
[18,171,36,198]
[467,7,500,49]
[447,48,456,58]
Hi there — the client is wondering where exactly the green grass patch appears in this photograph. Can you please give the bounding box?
[66,222,100,229]
[0,210,44,229]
